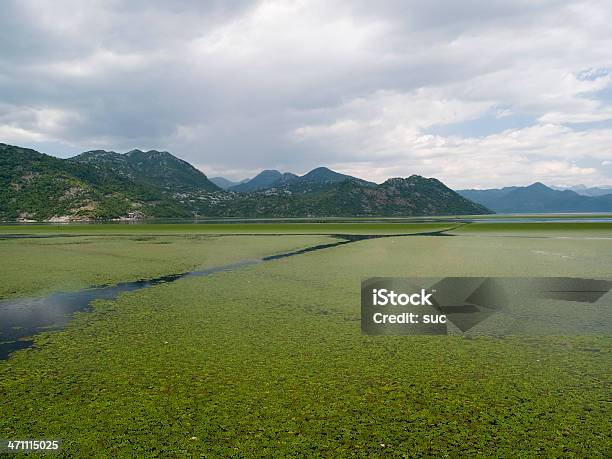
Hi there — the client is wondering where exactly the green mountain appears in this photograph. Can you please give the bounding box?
[69,149,220,192]
[274,172,300,187]
[230,170,285,192]
[231,166,375,193]
[299,166,356,184]
[286,168,376,193]
[0,143,167,221]
[195,175,490,217]
[0,143,491,221]
[458,182,612,213]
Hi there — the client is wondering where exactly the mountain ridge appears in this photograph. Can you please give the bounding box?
[550,184,612,197]
[230,166,376,193]
[230,169,284,192]
[458,182,612,213]
[1,142,492,221]
[69,149,220,192]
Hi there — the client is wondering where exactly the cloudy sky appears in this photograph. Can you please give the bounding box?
[1,0,611,188]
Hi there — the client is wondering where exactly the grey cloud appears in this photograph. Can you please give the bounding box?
[0,0,610,186]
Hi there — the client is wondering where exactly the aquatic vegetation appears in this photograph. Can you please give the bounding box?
[0,224,610,456]
[0,234,334,299]
[0,222,457,235]
[453,221,612,235]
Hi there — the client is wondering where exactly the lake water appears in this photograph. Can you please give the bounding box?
[0,235,386,359]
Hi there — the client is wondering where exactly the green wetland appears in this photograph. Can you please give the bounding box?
[0,221,610,457]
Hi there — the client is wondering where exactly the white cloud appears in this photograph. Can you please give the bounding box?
[297,121,612,187]
[292,89,494,158]
[0,105,81,144]
[36,50,152,79]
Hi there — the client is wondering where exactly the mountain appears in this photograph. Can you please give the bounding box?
[231,166,375,193]
[230,170,284,192]
[198,175,490,217]
[363,176,490,216]
[286,167,376,192]
[550,184,612,197]
[298,166,357,184]
[458,186,519,205]
[210,177,249,190]
[273,172,300,187]
[458,182,612,213]
[69,149,220,192]
[1,142,491,221]
[0,143,173,221]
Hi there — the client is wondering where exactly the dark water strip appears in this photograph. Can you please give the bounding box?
[0,231,455,360]
[0,259,262,360]
[0,230,456,240]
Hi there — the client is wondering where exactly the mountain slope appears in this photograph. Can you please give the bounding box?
[274,172,300,187]
[230,170,283,192]
[361,176,490,216]
[298,166,356,184]
[285,167,376,192]
[458,182,612,213]
[197,175,491,217]
[0,143,166,221]
[69,149,220,192]
[231,166,375,193]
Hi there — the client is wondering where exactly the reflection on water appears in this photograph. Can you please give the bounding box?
[0,260,262,360]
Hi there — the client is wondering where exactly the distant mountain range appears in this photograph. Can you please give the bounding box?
[458,182,612,213]
[230,169,291,192]
[549,184,612,197]
[0,142,490,221]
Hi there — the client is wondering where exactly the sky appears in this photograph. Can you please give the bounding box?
[1,0,611,189]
